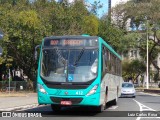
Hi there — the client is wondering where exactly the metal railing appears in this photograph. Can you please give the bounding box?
[0,81,34,92]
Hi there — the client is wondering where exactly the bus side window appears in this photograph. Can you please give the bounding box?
[102,47,106,73]
[105,48,109,72]
[108,52,111,73]
[111,54,114,74]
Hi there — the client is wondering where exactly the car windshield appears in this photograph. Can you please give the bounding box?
[41,48,98,83]
[122,83,133,88]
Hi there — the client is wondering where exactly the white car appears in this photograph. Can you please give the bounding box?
[121,82,136,98]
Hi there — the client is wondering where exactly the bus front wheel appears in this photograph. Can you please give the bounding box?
[94,104,105,113]
[51,104,61,112]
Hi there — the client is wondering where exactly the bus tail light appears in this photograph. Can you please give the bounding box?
[86,84,98,96]
[38,84,47,94]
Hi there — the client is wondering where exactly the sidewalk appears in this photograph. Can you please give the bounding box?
[0,92,38,111]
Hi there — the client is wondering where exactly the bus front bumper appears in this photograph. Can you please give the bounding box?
[38,92,100,106]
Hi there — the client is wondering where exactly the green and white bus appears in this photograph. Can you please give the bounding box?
[36,35,123,112]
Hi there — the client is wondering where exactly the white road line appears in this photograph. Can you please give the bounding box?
[108,105,118,110]
[133,99,160,120]
[133,99,156,111]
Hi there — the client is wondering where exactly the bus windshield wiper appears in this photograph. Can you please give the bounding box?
[54,47,66,65]
[74,47,85,66]
[54,47,68,81]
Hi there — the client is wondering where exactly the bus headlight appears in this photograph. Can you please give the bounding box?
[86,84,98,96]
[38,84,47,94]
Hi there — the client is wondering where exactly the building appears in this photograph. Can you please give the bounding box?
[111,0,129,7]
[57,0,84,3]
[111,0,160,85]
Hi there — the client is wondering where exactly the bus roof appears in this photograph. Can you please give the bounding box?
[44,35,98,40]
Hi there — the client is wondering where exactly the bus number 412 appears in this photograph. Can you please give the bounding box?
[76,91,83,95]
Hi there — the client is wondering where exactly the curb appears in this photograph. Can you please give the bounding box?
[144,89,160,94]
[0,104,38,111]
[138,92,160,96]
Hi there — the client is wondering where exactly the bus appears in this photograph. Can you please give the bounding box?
[36,35,123,112]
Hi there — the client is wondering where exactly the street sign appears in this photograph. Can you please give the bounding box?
[0,29,4,40]
[0,46,3,56]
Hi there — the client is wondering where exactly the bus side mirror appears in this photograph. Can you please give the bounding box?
[34,45,41,60]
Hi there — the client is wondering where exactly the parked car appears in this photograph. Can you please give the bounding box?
[121,82,136,98]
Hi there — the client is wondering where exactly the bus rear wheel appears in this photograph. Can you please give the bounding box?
[51,104,61,112]
[111,97,117,105]
[111,92,118,105]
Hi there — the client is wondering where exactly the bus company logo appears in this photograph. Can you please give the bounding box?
[64,91,68,95]
[2,112,11,117]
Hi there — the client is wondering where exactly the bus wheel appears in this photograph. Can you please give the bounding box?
[111,91,118,105]
[111,96,117,105]
[96,90,107,112]
[95,104,105,113]
[51,104,61,112]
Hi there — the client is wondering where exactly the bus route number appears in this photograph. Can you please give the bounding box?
[76,91,83,95]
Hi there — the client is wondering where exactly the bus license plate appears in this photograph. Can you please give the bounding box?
[61,101,72,105]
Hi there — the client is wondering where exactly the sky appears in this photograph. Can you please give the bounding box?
[87,0,108,18]
[93,0,129,17]
[55,0,129,18]
[82,0,129,18]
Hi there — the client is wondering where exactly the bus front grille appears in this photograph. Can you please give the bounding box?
[50,97,83,104]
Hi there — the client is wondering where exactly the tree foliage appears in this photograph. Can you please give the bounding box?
[122,59,146,82]
[98,18,125,53]
[112,0,160,82]
[0,0,99,83]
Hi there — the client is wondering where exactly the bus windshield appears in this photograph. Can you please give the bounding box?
[41,48,98,83]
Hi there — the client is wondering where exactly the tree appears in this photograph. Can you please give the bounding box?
[0,1,45,84]
[98,17,125,54]
[112,0,160,82]
[122,59,146,82]
[0,0,100,86]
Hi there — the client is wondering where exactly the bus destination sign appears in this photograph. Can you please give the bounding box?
[50,40,83,46]
[44,38,98,47]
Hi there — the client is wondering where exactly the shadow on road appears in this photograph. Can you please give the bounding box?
[136,94,158,97]
[23,103,114,117]
[145,102,160,104]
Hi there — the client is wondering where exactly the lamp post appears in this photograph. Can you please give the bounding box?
[146,19,149,89]
[0,29,3,40]
[0,29,3,56]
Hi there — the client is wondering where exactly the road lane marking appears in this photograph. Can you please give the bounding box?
[108,105,118,110]
[133,99,156,111]
[133,99,160,120]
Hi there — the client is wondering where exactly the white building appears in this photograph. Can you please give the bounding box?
[111,0,130,7]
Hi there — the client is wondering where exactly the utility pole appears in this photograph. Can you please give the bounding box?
[146,19,149,89]
[108,0,111,24]
[9,69,11,95]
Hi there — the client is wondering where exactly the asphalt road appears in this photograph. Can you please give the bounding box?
[23,92,160,119]
[1,92,160,120]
